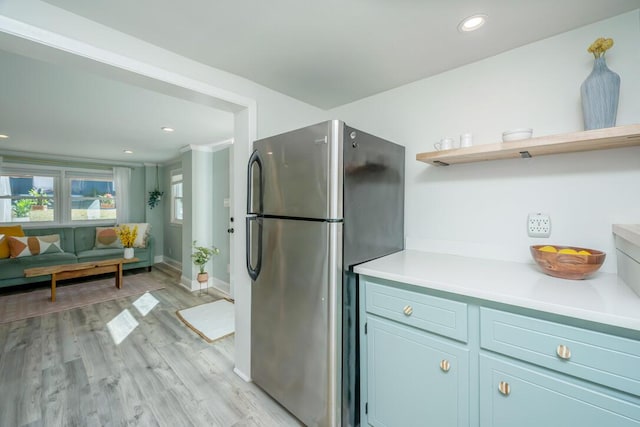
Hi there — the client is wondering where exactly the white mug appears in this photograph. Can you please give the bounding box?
[434,137,454,151]
[460,133,473,148]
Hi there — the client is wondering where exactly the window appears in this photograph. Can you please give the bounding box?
[171,171,183,224]
[0,165,117,225]
[69,177,117,222]
[0,174,56,223]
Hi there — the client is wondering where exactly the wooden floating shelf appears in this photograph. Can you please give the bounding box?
[416,124,640,166]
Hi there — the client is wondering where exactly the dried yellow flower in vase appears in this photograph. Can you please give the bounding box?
[587,37,614,58]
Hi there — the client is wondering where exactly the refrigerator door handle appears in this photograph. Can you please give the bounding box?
[246,216,263,281]
[247,149,264,214]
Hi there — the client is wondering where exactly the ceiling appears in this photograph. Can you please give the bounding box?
[0,48,234,164]
[43,0,640,109]
[0,1,638,164]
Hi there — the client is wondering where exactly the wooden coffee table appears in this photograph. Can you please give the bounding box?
[24,257,139,302]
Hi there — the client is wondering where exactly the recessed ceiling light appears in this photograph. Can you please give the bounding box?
[0,134,9,139]
[161,127,175,132]
[458,14,487,32]
[123,149,133,154]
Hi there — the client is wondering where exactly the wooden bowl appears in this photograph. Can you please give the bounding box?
[530,245,606,280]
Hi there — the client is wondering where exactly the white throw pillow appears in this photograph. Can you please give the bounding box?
[8,234,63,258]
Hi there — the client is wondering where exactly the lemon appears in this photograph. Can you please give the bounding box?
[558,248,579,255]
[577,250,591,255]
[538,246,557,253]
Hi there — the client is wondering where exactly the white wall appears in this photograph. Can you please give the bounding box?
[330,10,640,273]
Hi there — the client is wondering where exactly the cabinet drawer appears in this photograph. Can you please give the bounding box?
[480,308,640,396]
[480,354,640,426]
[365,280,468,342]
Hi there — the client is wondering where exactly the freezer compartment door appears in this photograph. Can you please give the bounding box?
[343,125,405,267]
[251,217,342,426]
[252,120,343,219]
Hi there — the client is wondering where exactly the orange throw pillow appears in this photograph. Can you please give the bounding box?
[0,225,25,259]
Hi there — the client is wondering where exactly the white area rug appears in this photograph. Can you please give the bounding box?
[176,299,235,343]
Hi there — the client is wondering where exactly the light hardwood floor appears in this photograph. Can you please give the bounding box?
[0,266,302,427]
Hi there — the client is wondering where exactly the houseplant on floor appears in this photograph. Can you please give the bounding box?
[191,240,220,293]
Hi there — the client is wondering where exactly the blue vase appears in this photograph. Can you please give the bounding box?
[580,56,620,130]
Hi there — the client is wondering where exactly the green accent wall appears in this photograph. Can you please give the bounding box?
[211,147,230,284]
[162,160,182,264]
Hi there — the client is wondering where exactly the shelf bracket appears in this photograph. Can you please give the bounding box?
[519,151,532,158]
[433,160,450,166]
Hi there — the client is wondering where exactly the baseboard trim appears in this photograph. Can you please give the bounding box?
[233,367,252,383]
[178,274,231,296]
[162,256,182,271]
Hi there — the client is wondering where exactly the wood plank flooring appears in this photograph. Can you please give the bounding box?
[0,266,302,427]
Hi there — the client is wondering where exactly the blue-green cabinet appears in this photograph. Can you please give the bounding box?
[360,275,640,427]
[366,316,469,426]
[362,279,470,426]
[479,354,640,426]
[479,307,640,426]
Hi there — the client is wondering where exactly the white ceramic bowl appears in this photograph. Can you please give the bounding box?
[502,128,533,142]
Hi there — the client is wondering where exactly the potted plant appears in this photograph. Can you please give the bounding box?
[28,187,51,211]
[99,193,115,209]
[148,165,163,209]
[12,199,36,220]
[191,240,220,284]
[148,189,163,209]
[116,224,138,259]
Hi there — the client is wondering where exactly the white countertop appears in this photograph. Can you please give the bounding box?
[354,250,640,332]
[613,224,640,247]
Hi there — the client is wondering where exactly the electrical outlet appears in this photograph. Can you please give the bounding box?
[528,213,551,238]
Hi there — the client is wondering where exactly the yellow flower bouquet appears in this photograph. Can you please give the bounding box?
[116,224,138,248]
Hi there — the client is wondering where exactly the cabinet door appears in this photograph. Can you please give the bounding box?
[480,354,640,427]
[366,316,469,427]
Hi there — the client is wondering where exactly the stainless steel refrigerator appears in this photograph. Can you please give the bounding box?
[246,120,404,426]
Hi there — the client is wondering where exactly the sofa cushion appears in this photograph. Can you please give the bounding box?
[8,234,63,258]
[0,225,25,259]
[0,252,78,280]
[118,223,151,248]
[95,227,123,249]
[74,226,106,253]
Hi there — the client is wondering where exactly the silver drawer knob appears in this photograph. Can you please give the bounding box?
[403,305,413,316]
[498,381,511,396]
[556,344,571,360]
[439,359,450,373]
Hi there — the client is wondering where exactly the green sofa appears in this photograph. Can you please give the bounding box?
[0,226,154,289]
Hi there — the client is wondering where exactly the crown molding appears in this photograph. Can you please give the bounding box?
[0,149,144,167]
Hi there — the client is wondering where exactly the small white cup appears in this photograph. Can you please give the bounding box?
[434,137,454,151]
[460,133,473,148]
